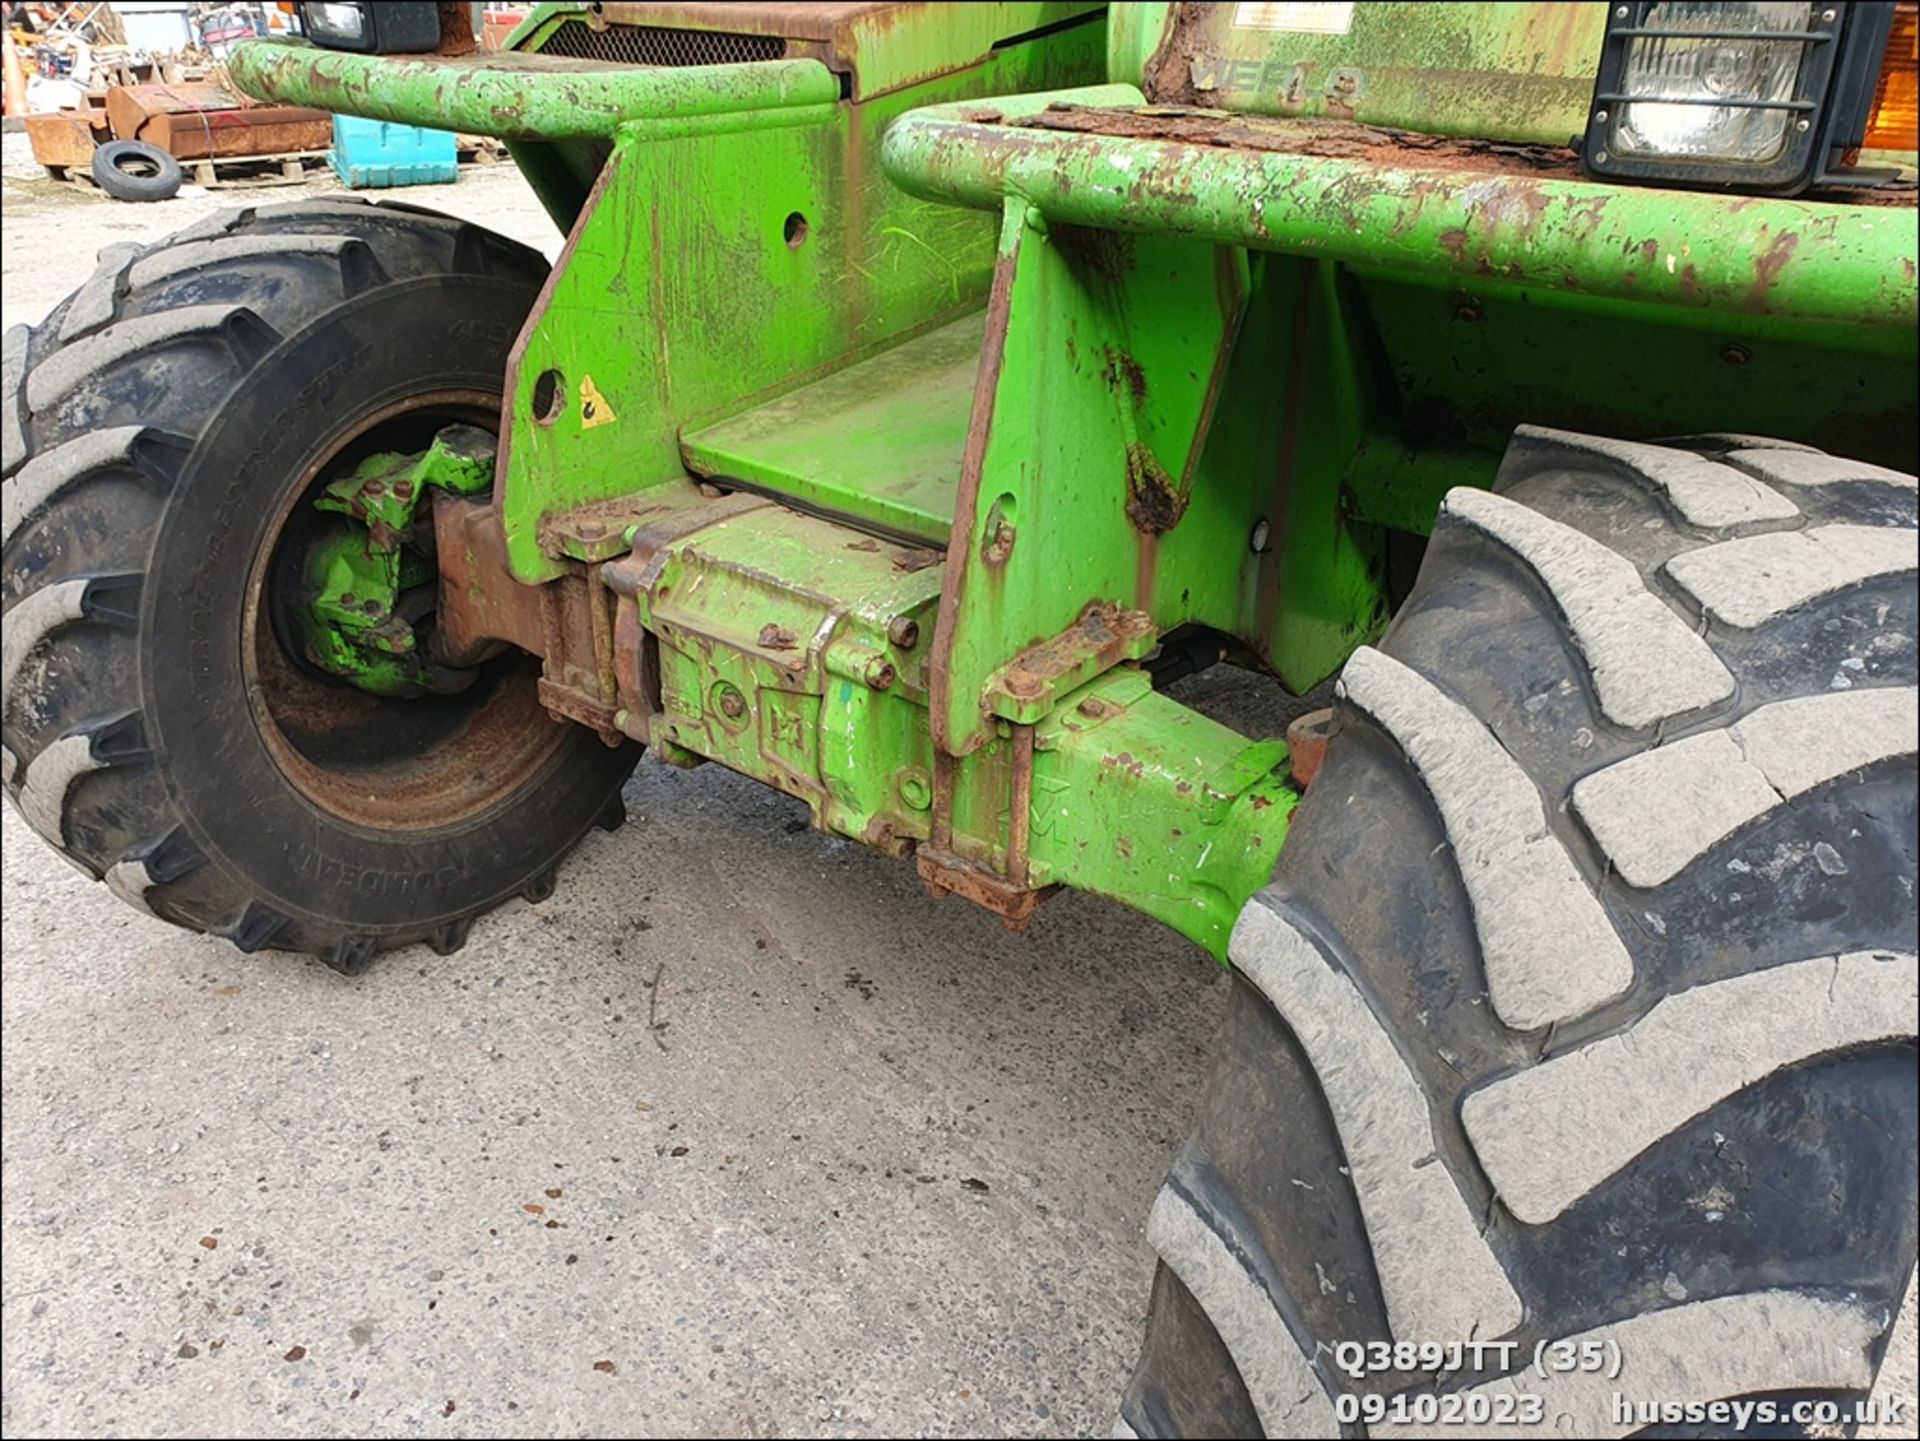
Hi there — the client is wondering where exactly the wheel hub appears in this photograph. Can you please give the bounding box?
[291,423,497,697]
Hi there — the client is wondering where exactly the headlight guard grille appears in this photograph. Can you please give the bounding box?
[1583,1,1900,194]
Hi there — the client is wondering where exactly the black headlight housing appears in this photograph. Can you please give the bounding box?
[1582,1,1901,195]
[295,2,444,55]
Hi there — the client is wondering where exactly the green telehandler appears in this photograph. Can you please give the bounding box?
[3,2,1915,1431]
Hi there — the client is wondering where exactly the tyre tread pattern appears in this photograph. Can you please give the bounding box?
[2,202,571,964]
[1127,429,1919,1437]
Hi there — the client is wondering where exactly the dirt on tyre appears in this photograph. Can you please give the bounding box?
[1,199,638,972]
[1122,428,1917,1437]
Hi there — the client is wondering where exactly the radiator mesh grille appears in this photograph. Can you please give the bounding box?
[537,20,788,67]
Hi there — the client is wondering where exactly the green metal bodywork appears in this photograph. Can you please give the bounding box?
[1110,0,1609,140]
[224,43,839,140]
[496,16,1107,584]
[234,3,1917,958]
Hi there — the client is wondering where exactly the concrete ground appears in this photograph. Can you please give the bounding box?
[3,147,1915,1440]
[0,149,1293,1438]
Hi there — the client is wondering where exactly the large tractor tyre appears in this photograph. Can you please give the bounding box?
[1123,428,1917,1437]
[1,200,638,973]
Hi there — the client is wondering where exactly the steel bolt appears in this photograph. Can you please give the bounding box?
[887,615,919,650]
[1820,8,1836,20]
[1594,109,1608,125]
[1249,520,1270,553]
[1614,5,1628,16]
[1592,149,1609,165]
[1795,118,1811,132]
[718,685,747,719]
[1719,343,1752,366]
[864,657,896,691]
[898,769,932,811]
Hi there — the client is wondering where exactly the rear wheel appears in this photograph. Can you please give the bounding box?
[2,200,637,972]
[1123,428,1918,1436]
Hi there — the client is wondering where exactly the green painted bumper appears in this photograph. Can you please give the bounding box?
[881,90,1919,335]
[226,39,840,141]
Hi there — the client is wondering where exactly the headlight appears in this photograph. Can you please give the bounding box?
[1584,1,1903,194]
[304,4,366,45]
[294,1,442,54]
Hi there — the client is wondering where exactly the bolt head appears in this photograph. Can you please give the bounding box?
[1249,520,1270,553]
[864,658,896,691]
[898,770,932,811]
[886,615,919,650]
[718,687,747,719]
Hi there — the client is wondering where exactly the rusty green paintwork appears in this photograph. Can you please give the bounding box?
[226,38,841,140]
[881,92,1920,334]
[613,492,1297,956]
[300,428,496,697]
[499,18,1109,584]
[230,3,1916,961]
[913,189,1389,756]
[516,1,1107,102]
[1030,667,1294,955]
[1111,0,1607,143]
[625,500,943,854]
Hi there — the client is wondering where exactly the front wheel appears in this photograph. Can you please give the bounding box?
[1122,427,1917,1436]
[2,199,638,972]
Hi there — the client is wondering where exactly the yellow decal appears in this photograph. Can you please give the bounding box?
[579,374,617,429]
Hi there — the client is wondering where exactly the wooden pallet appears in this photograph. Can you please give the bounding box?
[48,141,508,195]
[47,147,330,192]
[188,149,333,187]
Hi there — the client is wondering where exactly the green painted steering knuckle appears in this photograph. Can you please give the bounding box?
[295,425,496,699]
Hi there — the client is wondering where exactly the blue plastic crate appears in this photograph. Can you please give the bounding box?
[329,116,458,190]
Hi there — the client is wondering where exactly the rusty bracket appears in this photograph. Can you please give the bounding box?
[1286,706,1339,787]
[916,847,1058,933]
[983,601,1157,725]
[431,490,626,746]
[432,491,547,665]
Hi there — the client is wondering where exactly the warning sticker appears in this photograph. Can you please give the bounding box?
[1233,2,1356,33]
